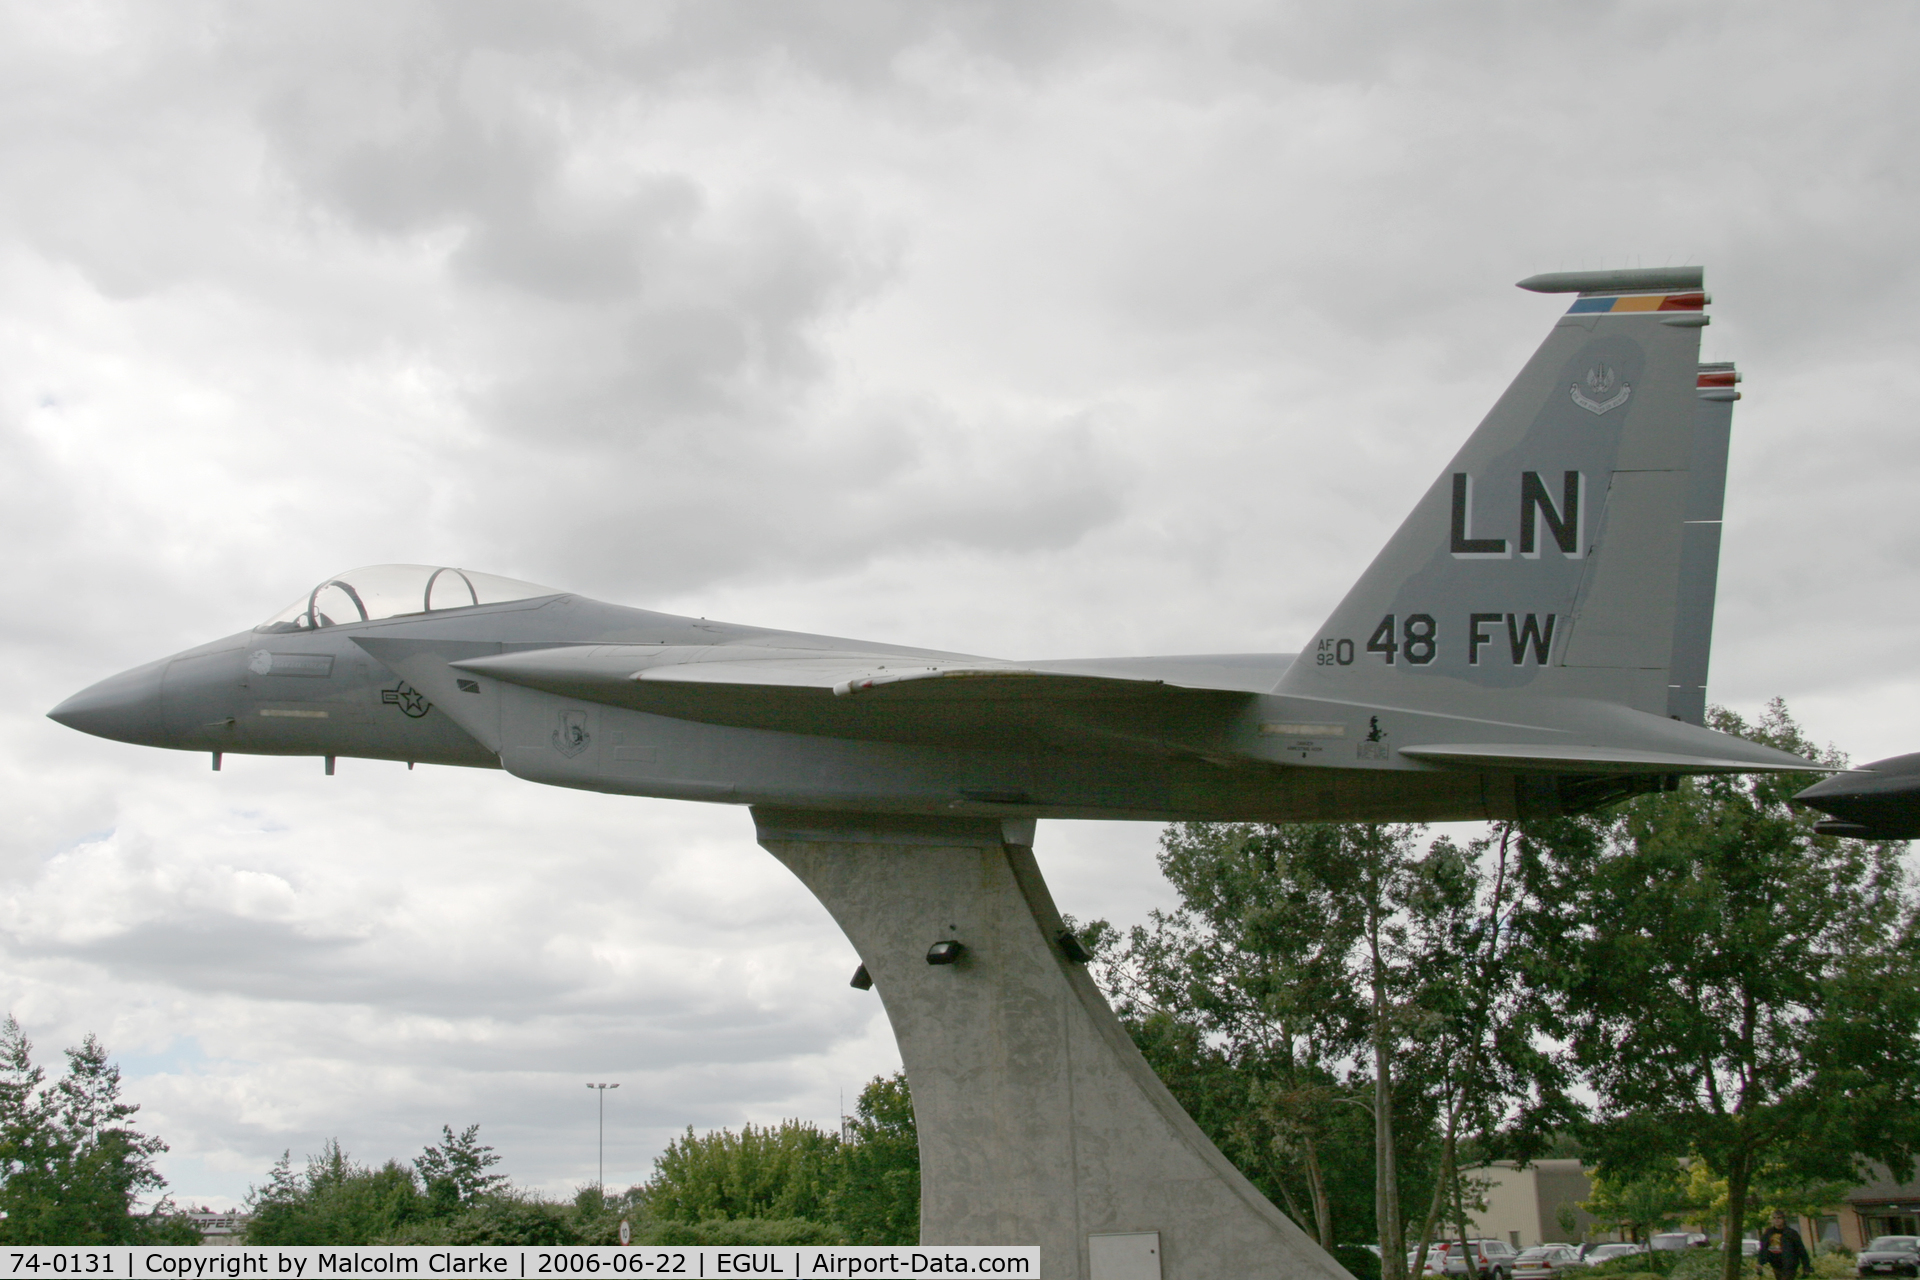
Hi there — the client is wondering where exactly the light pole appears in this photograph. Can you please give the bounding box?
[586,1082,619,1194]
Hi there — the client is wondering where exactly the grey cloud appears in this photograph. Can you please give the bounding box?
[422,0,1128,93]
[14,916,356,996]
[260,50,707,304]
[455,398,1128,603]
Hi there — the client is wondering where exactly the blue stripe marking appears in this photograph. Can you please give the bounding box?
[1567,297,1615,313]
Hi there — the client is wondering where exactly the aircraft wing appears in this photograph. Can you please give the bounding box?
[450,645,1184,701]
[354,642,1258,758]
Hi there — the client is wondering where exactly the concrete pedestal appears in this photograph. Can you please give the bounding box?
[752,808,1351,1280]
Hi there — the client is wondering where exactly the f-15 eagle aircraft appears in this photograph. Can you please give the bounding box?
[1795,755,1920,839]
[49,266,1817,821]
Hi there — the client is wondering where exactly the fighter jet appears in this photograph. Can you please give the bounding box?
[48,266,1818,822]
[1795,757,1920,839]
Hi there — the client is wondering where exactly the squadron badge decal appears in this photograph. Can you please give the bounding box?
[1571,363,1631,414]
[552,709,592,758]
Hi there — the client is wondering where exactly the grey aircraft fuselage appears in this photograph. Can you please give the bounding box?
[48,266,1822,821]
[47,590,1574,824]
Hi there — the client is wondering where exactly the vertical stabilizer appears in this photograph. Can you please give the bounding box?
[1280,268,1723,720]
[1665,363,1739,724]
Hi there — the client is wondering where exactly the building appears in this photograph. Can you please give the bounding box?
[185,1210,250,1245]
[1831,1166,1920,1248]
[1453,1161,1600,1249]
[1453,1160,1920,1254]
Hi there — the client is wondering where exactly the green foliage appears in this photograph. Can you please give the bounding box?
[1097,821,1441,1261]
[643,1218,846,1246]
[1664,1252,1729,1280]
[642,1120,840,1224]
[827,1072,918,1245]
[245,1142,428,1245]
[1516,699,1920,1280]
[381,1189,617,1246]
[248,1074,919,1248]
[1682,1159,1852,1235]
[416,1124,506,1208]
[246,1127,565,1245]
[137,1213,209,1244]
[1095,818,1564,1275]
[0,1019,185,1245]
[1335,1243,1383,1280]
[635,1074,921,1245]
[1583,1162,1698,1241]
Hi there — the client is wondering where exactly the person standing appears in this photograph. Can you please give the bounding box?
[1757,1210,1811,1280]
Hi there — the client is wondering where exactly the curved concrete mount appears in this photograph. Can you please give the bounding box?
[752,809,1352,1280]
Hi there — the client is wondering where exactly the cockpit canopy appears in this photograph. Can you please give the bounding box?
[256,565,561,633]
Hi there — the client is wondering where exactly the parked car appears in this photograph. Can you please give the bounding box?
[1580,1243,1650,1267]
[1857,1236,1920,1277]
[1650,1233,1710,1251]
[1514,1246,1583,1280]
[1423,1240,1519,1280]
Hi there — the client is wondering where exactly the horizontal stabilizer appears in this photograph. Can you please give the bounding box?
[1399,741,1826,775]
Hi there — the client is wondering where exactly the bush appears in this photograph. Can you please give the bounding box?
[636,1074,919,1246]
[642,1218,846,1246]
[1812,1254,1855,1279]
[1333,1244,1381,1280]
[135,1213,206,1244]
[1663,1249,1725,1280]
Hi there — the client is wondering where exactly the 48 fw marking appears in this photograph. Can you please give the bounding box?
[1315,611,1559,668]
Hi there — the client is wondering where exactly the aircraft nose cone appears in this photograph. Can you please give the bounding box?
[47,658,170,746]
[1793,752,1920,840]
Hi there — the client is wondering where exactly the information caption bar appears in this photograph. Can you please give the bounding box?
[0,1248,1038,1280]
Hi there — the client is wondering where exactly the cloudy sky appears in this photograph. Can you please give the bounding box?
[6,0,1920,1210]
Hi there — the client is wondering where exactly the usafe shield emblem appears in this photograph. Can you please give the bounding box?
[1571,362,1631,414]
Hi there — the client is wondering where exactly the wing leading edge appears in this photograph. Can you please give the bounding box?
[451,645,1181,701]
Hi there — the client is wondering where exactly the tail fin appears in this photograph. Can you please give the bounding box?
[1665,361,1739,724]
[1279,266,1735,722]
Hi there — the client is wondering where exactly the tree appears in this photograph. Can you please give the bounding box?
[0,1019,188,1244]
[416,1124,506,1210]
[1399,830,1571,1280]
[830,1072,919,1245]
[1106,820,1561,1277]
[1583,1162,1696,1243]
[1101,823,1410,1256]
[1517,701,1920,1280]
[1096,824,1363,1249]
[640,1119,841,1225]
[245,1141,428,1244]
